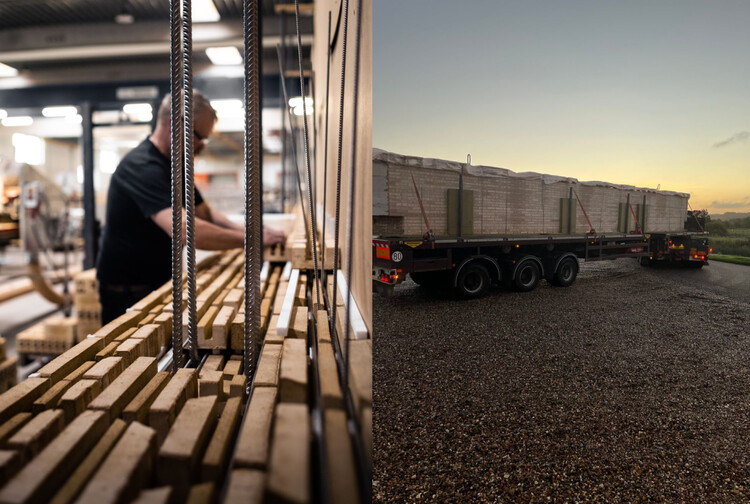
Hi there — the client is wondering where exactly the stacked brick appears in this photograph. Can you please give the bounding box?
[73,269,101,337]
[373,149,690,237]
[0,338,16,394]
[16,317,78,357]
[0,249,371,503]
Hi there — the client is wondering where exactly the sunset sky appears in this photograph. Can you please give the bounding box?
[373,0,750,214]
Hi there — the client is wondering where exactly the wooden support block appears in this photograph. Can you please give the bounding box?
[32,380,74,414]
[6,409,65,463]
[254,343,282,387]
[95,341,119,361]
[149,368,198,445]
[37,338,105,385]
[222,359,242,379]
[185,483,214,504]
[122,372,171,424]
[0,377,50,425]
[114,337,147,366]
[130,324,161,357]
[93,310,144,344]
[224,469,265,504]
[267,403,310,504]
[0,450,20,482]
[318,342,343,409]
[131,487,172,504]
[199,355,225,378]
[0,413,31,446]
[0,410,109,504]
[158,396,218,499]
[82,356,124,389]
[59,380,101,423]
[349,340,373,421]
[205,305,235,350]
[289,306,309,338]
[324,409,358,504]
[316,309,331,343]
[229,375,246,399]
[234,387,277,469]
[113,327,137,343]
[49,419,128,504]
[88,356,157,422]
[201,396,241,482]
[75,421,158,504]
[198,370,224,399]
[280,338,307,403]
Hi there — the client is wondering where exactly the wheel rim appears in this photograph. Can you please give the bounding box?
[464,271,483,294]
[560,263,573,282]
[519,265,535,286]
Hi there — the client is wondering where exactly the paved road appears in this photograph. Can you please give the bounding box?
[640,259,750,305]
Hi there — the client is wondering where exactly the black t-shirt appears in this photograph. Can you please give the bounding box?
[96,138,203,286]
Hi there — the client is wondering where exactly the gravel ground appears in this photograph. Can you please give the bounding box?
[373,260,750,503]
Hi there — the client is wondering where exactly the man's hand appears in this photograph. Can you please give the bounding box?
[263,227,286,246]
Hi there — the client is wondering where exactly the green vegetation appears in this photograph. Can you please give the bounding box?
[709,253,750,266]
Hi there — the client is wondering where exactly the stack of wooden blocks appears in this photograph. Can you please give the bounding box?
[0,337,17,393]
[0,248,372,503]
[73,269,101,338]
[16,316,78,357]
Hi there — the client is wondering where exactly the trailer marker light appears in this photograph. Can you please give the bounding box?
[515,244,520,248]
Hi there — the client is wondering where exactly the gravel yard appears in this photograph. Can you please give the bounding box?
[373,260,750,503]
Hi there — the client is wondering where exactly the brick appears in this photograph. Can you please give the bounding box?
[88,356,157,422]
[59,379,101,423]
[75,421,158,504]
[7,409,65,463]
[349,340,372,421]
[222,359,242,379]
[0,450,20,482]
[93,310,144,344]
[122,372,171,424]
[113,327,137,343]
[185,483,213,504]
[153,312,173,349]
[318,342,342,409]
[316,309,331,343]
[206,305,235,350]
[254,343,282,388]
[130,324,161,357]
[0,377,50,424]
[0,413,32,446]
[95,341,120,361]
[234,387,277,469]
[267,403,310,504]
[198,370,224,399]
[324,409,357,504]
[223,289,243,311]
[158,396,218,499]
[131,487,172,504]
[114,337,147,366]
[228,374,246,399]
[82,356,124,389]
[49,419,128,504]
[224,469,264,504]
[32,380,74,414]
[289,306,308,338]
[201,396,242,482]
[362,407,372,469]
[37,338,105,385]
[149,368,197,445]
[199,355,224,378]
[279,338,307,403]
[0,410,109,504]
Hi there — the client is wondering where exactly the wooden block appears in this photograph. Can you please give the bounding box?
[199,355,225,378]
[130,324,161,357]
[158,396,218,498]
[113,327,137,343]
[318,342,343,409]
[324,409,358,504]
[198,370,224,399]
[205,305,235,350]
[0,377,50,424]
[7,409,65,463]
[267,403,310,504]
[229,375,247,399]
[185,483,214,504]
[131,487,172,504]
[88,356,157,422]
[93,310,144,344]
[0,413,32,446]
[280,339,307,403]
[349,340,373,419]
[254,344,282,387]
[49,419,128,504]
[222,359,242,379]
[122,372,171,424]
[0,450,20,482]
[37,338,105,385]
[75,421,158,504]
[0,410,109,504]
[289,306,308,338]
[82,356,124,389]
[224,469,264,504]
[59,380,101,423]
[95,341,120,361]
[234,387,277,469]
[32,380,74,414]
[149,368,197,445]
[114,337,146,366]
[201,396,241,482]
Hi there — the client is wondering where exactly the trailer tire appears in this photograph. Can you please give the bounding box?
[552,257,578,287]
[455,264,491,299]
[514,260,541,292]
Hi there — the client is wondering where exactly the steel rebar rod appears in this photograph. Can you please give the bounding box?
[321,11,332,283]
[295,0,321,310]
[169,0,184,371]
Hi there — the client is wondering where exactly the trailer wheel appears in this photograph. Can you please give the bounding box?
[552,257,578,287]
[456,264,490,299]
[514,260,541,292]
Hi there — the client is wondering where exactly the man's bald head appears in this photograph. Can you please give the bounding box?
[156,90,218,126]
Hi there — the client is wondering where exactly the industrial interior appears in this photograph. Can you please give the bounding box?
[0,0,371,502]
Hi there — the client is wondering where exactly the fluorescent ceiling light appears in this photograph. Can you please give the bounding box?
[122,103,152,115]
[288,96,313,109]
[210,99,243,118]
[42,105,78,118]
[0,63,18,77]
[292,105,312,116]
[0,109,7,120]
[2,116,33,127]
[137,112,153,123]
[192,0,220,23]
[205,46,242,66]
[66,114,83,124]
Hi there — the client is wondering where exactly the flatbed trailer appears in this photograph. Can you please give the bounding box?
[373,231,710,298]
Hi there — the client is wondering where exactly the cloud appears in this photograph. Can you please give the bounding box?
[713,131,750,148]
[710,197,750,209]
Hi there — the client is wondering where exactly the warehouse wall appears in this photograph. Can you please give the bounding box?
[312,0,372,331]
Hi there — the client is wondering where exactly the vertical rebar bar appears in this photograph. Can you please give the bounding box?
[321,11,332,284]
[170,0,184,371]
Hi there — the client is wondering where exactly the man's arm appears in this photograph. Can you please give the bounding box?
[196,202,243,231]
[152,207,243,250]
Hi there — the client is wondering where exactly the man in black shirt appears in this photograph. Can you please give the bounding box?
[96,91,284,324]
